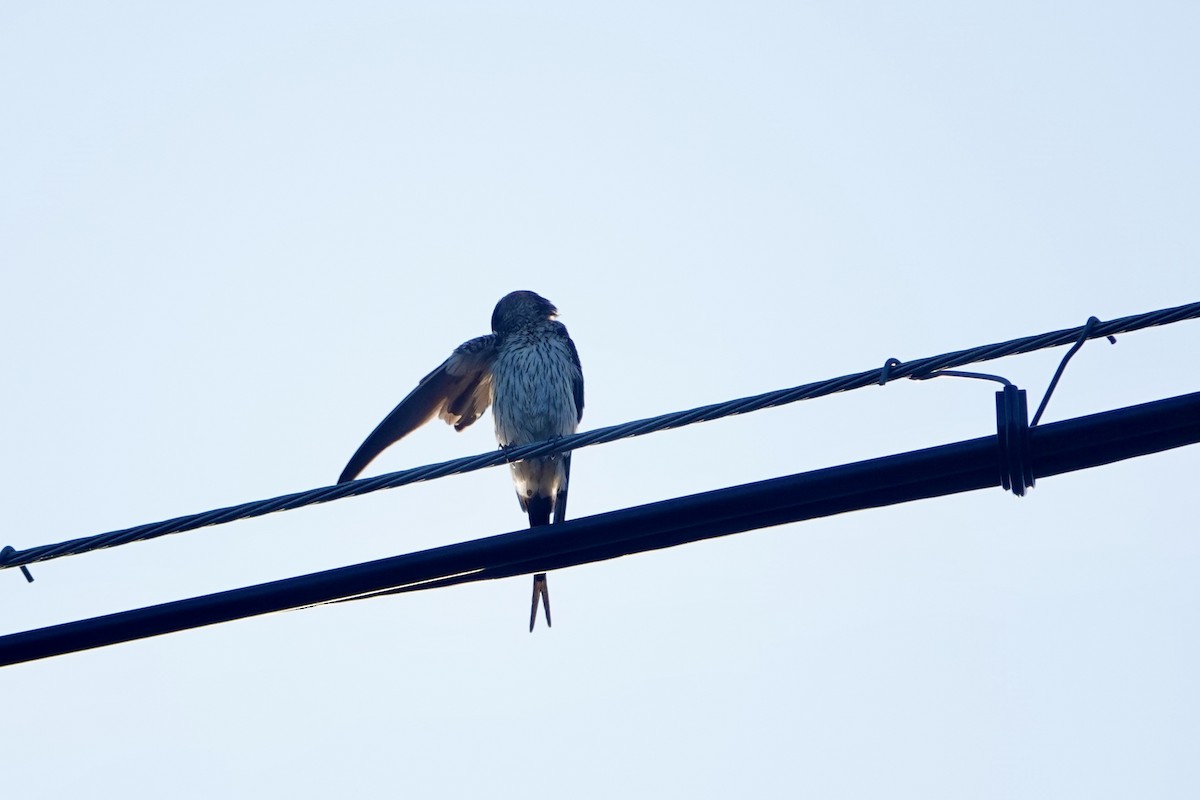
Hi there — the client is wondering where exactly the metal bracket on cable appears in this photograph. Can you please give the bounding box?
[910,369,1033,496]
[878,357,903,385]
[995,384,1034,496]
[1031,316,1118,427]
[0,547,34,583]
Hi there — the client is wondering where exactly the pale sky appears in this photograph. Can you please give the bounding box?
[3,3,1199,798]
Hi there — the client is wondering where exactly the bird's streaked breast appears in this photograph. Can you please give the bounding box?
[491,326,581,448]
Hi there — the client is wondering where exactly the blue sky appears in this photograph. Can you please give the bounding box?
[2,3,1199,797]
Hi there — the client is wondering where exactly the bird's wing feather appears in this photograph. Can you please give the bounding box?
[553,453,572,524]
[338,334,497,484]
[551,323,581,524]
[553,321,585,422]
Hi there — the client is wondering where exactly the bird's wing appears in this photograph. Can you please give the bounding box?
[338,334,498,484]
[553,453,572,524]
[553,320,585,423]
[552,321,583,525]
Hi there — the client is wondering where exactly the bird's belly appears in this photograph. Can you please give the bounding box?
[491,342,579,448]
[491,337,579,503]
[508,456,566,504]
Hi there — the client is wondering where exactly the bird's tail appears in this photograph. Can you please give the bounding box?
[526,495,553,528]
[527,454,570,632]
[527,495,552,631]
[529,573,550,632]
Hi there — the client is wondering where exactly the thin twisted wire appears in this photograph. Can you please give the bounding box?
[3,300,1198,571]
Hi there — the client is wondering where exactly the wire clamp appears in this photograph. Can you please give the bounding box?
[1031,315,1118,426]
[0,546,34,583]
[995,385,1035,496]
[901,368,1032,495]
[879,358,903,385]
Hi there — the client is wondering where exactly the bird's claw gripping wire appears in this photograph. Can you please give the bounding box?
[529,573,551,632]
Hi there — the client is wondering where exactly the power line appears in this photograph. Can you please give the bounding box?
[2,388,1197,667]
[1,299,1197,573]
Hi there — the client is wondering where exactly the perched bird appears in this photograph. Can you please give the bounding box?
[338,290,584,631]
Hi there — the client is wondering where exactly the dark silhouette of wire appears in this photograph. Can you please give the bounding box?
[1030,316,1118,426]
[1,300,1197,573]
[3,388,1198,667]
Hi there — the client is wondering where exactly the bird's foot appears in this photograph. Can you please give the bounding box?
[498,442,522,463]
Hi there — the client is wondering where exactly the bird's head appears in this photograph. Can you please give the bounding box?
[491,290,558,334]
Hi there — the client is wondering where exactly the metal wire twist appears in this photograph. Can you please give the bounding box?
[2,300,1197,572]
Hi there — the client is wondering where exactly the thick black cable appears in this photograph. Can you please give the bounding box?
[2,389,1197,667]
[1,300,1197,573]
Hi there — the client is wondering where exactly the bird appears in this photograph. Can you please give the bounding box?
[337,290,584,631]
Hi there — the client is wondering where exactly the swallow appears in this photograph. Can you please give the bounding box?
[338,290,584,631]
